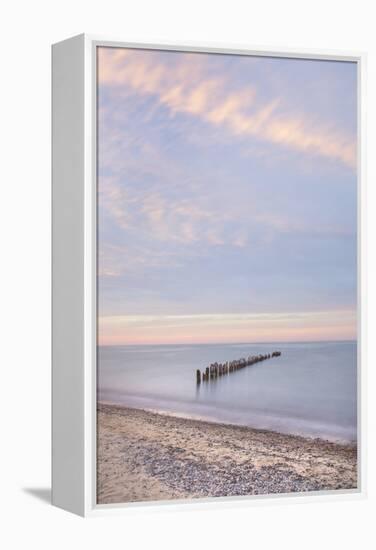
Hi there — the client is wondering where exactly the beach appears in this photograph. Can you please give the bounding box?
[97,404,357,505]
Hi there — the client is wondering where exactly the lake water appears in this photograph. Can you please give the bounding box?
[97,341,357,443]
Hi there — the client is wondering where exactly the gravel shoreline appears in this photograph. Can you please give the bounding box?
[97,404,357,505]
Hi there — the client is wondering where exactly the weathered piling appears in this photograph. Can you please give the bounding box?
[196,351,282,383]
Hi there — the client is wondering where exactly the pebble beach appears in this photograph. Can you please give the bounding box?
[97,404,357,505]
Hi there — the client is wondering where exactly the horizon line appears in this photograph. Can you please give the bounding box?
[98,337,357,348]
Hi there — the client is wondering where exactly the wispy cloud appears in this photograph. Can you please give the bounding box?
[98,47,356,168]
[99,174,353,261]
[98,309,356,345]
[99,176,246,250]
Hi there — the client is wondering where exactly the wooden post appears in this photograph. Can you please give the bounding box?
[196,351,281,383]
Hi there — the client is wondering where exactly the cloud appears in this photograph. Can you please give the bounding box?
[98,170,354,282]
[100,309,356,326]
[99,178,232,249]
[98,309,356,345]
[98,242,188,279]
[98,47,356,169]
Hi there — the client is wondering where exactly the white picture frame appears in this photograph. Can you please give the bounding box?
[52,34,366,517]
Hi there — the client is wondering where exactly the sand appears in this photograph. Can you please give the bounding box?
[97,404,357,505]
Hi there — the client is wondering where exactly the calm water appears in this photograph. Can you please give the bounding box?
[98,341,357,442]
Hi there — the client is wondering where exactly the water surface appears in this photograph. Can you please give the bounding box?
[98,341,357,442]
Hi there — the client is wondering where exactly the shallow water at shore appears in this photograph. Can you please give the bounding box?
[98,340,357,442]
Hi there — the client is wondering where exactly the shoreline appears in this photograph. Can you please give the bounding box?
[97,403,357,504]
[99,400,356,446]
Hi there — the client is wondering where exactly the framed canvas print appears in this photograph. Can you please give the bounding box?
[52,34,365,516]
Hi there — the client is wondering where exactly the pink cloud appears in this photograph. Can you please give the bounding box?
[98,47,356,169]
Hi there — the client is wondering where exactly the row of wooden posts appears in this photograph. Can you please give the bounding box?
[196,351,282,384]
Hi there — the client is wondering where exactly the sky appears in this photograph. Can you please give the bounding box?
[97,47,357,346]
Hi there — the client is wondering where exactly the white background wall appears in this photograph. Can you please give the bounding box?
[1,1,375,548]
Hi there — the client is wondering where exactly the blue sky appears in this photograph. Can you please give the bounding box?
[97,47,357,345]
